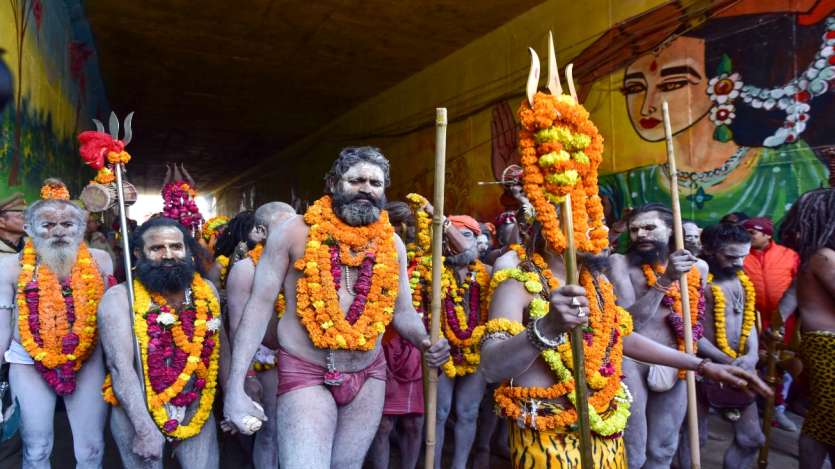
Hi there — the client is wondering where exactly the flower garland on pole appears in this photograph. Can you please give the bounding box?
[163,181,203,233]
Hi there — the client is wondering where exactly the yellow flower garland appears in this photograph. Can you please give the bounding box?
[101,274,220,440]
[709,272,757,359]
[441,261,490,377]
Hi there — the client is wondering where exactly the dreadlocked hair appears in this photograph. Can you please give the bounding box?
[779,188,835,263]
[214,210,255,258]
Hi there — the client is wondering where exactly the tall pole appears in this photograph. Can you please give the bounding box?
[662,101,701,468]
[114,164,145,400]
[424,107,447,469]
[560,194,593,468]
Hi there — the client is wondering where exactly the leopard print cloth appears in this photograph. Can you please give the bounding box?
[509,423,626,468]
[801,331,835,446]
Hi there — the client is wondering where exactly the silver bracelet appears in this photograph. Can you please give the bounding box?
[480,331,512,347]
[526,317,565,351]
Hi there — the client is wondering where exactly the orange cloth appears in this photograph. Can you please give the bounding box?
[448,215,481,235]
[743,241,799,330]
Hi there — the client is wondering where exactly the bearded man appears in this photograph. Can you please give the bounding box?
[683,220,702,257]
[433,215,492,469]
[0,193,26,260]
[0,186,114,469]
[778,188,835,469]
[607,203,709,469]
[223,146,449,469]
[98,217,222,468]
[226,201,296,469]
[677,223,763,468]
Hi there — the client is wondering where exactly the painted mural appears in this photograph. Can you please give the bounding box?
[0,0,108,201]
[492,0,834,226]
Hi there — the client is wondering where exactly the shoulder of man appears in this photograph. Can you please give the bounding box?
[493,250,521,272]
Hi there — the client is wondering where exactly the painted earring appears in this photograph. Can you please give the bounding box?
[706,54,743,143]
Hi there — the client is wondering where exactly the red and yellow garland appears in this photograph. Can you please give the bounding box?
[440,261,490,377]
[518,92,607,254]
[102,274,220,440]
[17,241,103,395]
[294,196,399,351]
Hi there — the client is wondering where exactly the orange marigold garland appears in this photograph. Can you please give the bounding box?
[17,241,104,395]
[294,196,399,351]
[518,92,608,254]
[642,265,705,378]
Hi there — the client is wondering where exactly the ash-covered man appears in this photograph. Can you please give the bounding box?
[0,184,114,469]
[683,220,702,257]
[98,218,222,468]
[226,201,296,469]
[677,223,764,469]
[607,203,709,469]
[223,146,449,469]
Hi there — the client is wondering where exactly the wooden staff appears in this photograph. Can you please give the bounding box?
[661,101,701,468]
[758,309,785,468]
[424,107,447,469]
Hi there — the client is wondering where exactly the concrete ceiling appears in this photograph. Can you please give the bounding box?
[86,0,543,192]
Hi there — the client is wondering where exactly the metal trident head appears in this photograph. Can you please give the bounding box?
[525,31,578,106]
[92,111,135,145]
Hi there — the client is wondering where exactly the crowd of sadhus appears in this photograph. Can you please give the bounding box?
[0,145,833,469]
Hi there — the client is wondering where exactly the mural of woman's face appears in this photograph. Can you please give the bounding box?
[622,36,712,142]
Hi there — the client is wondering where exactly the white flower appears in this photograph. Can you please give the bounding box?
[156,312,176,327]
[206,317,221,333]
[707,73,743,104]
[709,104,736,126]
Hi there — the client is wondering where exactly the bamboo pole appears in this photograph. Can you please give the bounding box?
[424,107,447,469]
[662,101,701,468]
[560,194,593,469]
[758,310,783,468]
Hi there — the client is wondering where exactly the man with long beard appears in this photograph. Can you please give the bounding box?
[0,188,113,469]
[226,201,295,469]
[607,203,709,469]
[223,146,449,469]
[434,215,492,469]
[98,218,222,468]
[677,223,763,469]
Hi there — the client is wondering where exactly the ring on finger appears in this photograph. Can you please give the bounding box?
[577,306,588,319]
[570,297,581,307]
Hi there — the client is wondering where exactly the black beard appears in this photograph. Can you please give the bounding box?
[332,190,386,226]
[627,240,669,267]
[703,255,742,280]
[135,256,196,294]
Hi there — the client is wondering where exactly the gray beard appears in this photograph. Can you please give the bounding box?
[338,202,381,226]
[33,236,82,279]
[447,245,478,266]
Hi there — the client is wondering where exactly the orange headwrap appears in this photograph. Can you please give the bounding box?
[448,215,481,236]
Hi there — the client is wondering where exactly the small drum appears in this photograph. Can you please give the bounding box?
[80,181,138,212]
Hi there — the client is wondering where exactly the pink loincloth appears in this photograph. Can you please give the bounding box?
[382,333,424,415]
[276,347,387,406]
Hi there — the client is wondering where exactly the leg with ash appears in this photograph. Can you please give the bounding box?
[644,379,687,469]
[331,378,386,468]
[369,415,395,469]
[276,385,338,469]
[724,402,764,469]
[62,346,108,468]
[449,371,487,469]
[10,363,57,469]
[622,359,648,469]
[397,413,425,469]
[109,406,162,469]
[253,369,279,469]
[433,373,454,469]
[174,414,219,469]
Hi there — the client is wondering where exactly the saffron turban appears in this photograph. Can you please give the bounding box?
[448,215,481,236]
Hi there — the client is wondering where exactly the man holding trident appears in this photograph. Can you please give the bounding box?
[223,146,450,469]
[479,34,770,468]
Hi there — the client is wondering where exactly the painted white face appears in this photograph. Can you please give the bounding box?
[336,162,386,201]
[713,242,751,271]
[476,234,490,254]
[141,226,187,263]
[29,205,84,247]
[628,211,672,251]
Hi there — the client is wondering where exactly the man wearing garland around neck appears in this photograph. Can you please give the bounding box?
[223,146,450,469]
[98,217,221,468]
[226,201,295,469]
[607,203,709,469]
[432,214,492,469]
[676,223,763,469]
[0,180,114,468]
[480,90,768,468]
[777,188,835,469]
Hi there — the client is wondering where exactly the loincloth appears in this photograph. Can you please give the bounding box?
[3,339,33,366]
[276,347,387,406]
[509,422,627,468]
[382,333,424,415]
[800,331,835,446]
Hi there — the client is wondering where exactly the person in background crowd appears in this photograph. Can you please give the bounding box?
[683,220,702,257]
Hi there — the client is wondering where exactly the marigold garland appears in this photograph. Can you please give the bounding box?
[216,255,230,286]
[293,196,398,351]
[201,216,229,242]
[488,262,632,434]
[16,241,104,395]
[405,193,433,324]
[709,272,756,359]
[518,92,608,254]
[39,182,70,201]
[441,261,490,377]
[642,265,705,378]
[102,274,220,440]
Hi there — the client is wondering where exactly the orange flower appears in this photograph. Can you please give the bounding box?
[293,196,399,351]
